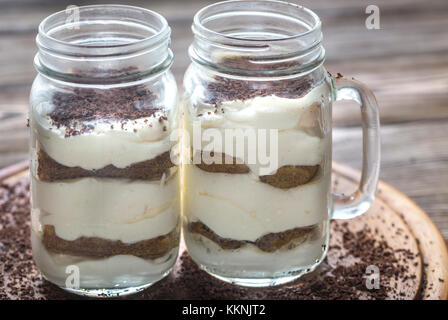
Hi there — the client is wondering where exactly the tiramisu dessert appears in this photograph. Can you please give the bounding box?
[182,56,332,285]
[29,76,180,293]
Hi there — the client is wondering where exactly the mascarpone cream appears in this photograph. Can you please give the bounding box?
[31,171,179,243]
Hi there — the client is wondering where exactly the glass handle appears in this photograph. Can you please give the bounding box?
[332,77,381,219]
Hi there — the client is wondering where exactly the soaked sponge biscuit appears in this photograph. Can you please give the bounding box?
[37,147,174,181]
[255,226,317,252]
[194,150,319,189]
[189,221,317,252]
[259,165,319,189]
[195,151,249,174]
[42,225,179,259]
[189,221,244,250]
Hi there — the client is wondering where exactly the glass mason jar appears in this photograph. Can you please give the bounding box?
[29,5,180,297]
[182,0,380,287]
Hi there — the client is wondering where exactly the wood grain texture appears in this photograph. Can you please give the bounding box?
[0,0,447,242]
[330,168,423,299]
[333,162,448,300]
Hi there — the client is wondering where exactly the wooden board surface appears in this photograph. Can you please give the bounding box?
[333,162,448,300]
[0,162,446,299]
[0,0,447,245]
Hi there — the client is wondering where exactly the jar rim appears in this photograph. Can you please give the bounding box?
[37,4,170,57]
[35,5,173,84]
[193,0,321,44]
[189,1,324,78]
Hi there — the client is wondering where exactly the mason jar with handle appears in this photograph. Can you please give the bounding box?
[182,0,380,287]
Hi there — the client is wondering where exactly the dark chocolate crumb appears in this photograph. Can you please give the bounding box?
[200,57,313,105]
[48,69,162,137]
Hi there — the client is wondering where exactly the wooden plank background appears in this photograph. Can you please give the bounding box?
[0,0,447,240]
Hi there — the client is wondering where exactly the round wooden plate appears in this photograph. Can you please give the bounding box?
[0,161,447,299]
[332,162,448,300]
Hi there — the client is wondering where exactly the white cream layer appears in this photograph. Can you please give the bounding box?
[186,82,330,131]
[184,164,330,242]
[31,101,174,170]
[32,232,177,289]
[188,127,329,176]
[184,81,332,175]
[187,81,330,131]
[185,231,327,275]
[31,171,179,243]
